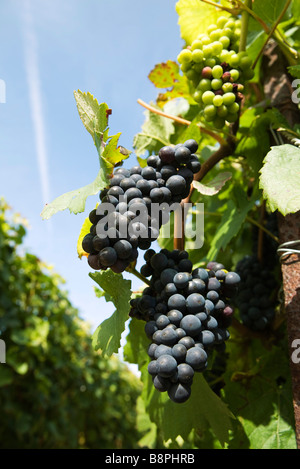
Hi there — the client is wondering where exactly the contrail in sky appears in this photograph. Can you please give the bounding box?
[22,0,50,207]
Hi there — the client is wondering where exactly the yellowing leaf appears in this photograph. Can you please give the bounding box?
[176,0,230,45]
[77,214,93,259]
[148,61,180,89]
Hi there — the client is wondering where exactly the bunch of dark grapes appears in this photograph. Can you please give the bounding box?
[82,139,201,274]
[252,212,279,270]
[129,249,240,403]
[234,255,278,331]
[177,16,254,129]
[235,213,280,331]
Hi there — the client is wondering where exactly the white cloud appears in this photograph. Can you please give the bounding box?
[21,0,50,207]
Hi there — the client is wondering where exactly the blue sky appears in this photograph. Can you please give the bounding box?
[0,0,183,335]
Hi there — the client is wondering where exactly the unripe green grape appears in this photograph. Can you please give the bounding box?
[225,19,235,29]
[242,68,255,80]
[210,29,222,41]
[200,35,211,45]
[205,58,216,68]
[217,104,228,117]
[198,78,212,92]
[213,116,226,129]
[211,78,223,90]
[229,53,239,67]
[219,35,230,48]
[227,49,236,57]
[222,82,233,93]
[203,113,214,123]
[202,44,213,58]
[202,90,215,105]
[180,62,191,73]
[235,19,242,28]
[212,65,224,79]
[226,112,238,123]
[219,49,231,63]
[193,90,203,103]
[193,63,203,74]
[222,92,236,105]
[186,69,199,81]
[228,102,240,114]
[237,84,244,92]
[230,69,240,81]
[213,94,223,107]
[211,41,223,55]
[207,24,217,34]
[217,16,228,28]
[233,29,241,41]
[192,49,204,63]
[223,27,233,39]
[177,49,193,64]
[204,104,217,118]
[191,39,203,51]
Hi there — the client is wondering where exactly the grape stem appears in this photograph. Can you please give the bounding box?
[239,0,252,53]
[257,200,266,264]
[126,266,151,286]
[199,0,239,15]
[245,215,279,244]
[137,99,227,146]
[182,137,236,206]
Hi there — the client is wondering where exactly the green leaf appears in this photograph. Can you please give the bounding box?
[145,370,234,446]
[236,110,271,175]
[224,341,297,449]
[259,144,300,215]
[133,106,175,156]
[206,185,258,261]
[90,270,132,356]
[41,169,107,220]
[287,64,300,78]
[74,90,109,142]
[253,0,291,26]
[176,0,230,45]
[0,366,13,387]
[193,171,232,196]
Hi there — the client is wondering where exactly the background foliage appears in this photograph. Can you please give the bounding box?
[0,199,148,449]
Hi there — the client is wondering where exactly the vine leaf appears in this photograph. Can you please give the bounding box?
[193,171,232,196]
[148,60,180,89]
[76,214,93,259]
[148,61,191,107]
[41,91,129,220]
[133,107,175,157]
[259,144,300,215]
[41,169,107,219]
[90,270,132,357]
[206,184,259,261]
[176,0,230,45]
[74,90,109,142]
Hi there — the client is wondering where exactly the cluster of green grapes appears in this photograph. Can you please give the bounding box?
[177,16,254,129]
